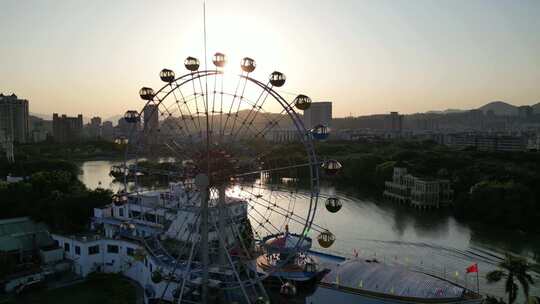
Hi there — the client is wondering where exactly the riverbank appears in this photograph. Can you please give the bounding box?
[263,141,540,234]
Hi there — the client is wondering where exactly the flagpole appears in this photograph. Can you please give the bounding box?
[476,267,480,295]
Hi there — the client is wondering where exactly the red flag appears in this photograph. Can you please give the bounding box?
[466,263,478,273]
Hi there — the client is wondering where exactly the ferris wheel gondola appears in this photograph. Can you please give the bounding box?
[312,124,330,140]
[213,52,227,67]
[325,196,342,213]
[184,56,200,71]
[139,87,154,101]
[124,110,140,123]
[159,69,176,83]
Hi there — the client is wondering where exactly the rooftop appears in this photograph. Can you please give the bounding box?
[0,217,54,252]
[320,259,464,299]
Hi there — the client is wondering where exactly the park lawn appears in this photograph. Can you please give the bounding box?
[5,274,137,304]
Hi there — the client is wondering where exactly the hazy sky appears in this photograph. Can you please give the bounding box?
[1,0,539,119]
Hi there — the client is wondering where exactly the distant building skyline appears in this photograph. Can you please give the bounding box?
[19,98,540,122]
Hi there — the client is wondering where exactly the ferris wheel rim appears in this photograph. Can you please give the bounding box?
[121,66,322,297]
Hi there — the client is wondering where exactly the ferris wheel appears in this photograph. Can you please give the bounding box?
[120,53,342,304]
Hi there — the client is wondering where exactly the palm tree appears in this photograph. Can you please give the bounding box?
[486,253,535,304]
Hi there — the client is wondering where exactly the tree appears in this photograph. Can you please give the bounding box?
[486,253,535,304]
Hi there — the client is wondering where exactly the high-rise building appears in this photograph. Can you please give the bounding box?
[90,116,102,127]
[87,116,102,139]
[143,105,159,131]
[303,101,332,129]
[518,106,533,119]
[101,121,114,141]
[386,111,403,137]
[0,93,29,143]
[143,105,159,145]
[52,113,83,143]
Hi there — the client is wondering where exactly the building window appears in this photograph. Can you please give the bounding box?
[126,247,135,256]
[119,208,124,217]
[88,245,100,255]
[64,243,70,252]
[107,245,119,254]
[144,213,156,223]
[75,246,81,255]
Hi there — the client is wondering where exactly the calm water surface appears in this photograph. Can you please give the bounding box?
[78,160,540,298]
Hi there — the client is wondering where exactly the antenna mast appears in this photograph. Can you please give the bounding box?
[201,1,211,303]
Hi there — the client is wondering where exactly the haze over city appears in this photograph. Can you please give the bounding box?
[2,1,540,304]
[1,0,539,118]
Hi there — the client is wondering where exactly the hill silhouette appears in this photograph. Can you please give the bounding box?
[532,102,540,114]
[477,101,518,116]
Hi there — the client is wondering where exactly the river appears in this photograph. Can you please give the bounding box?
[78,160,540,299]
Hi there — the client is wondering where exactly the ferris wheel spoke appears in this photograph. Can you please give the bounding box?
[221,74,247,139]
[257,107,302,140]
[228,89,282,140]
[175,85,202,138]
[227,213,269,303]
[241,187,325,234]
[169,91,205,136]
[209,72,219,138]
[218,76,225,141]
[197,75,208,116]
[247,213,279,237]
[228,75,251,138]
[155,103,201,151]
[221,208,255,260]
[243,198,285,235]
[169,88,198,138]
[176,238,197,304]
[233,162,315,178]
[157,212,201,304]
[189,75,203,132]
[233,89,272,140]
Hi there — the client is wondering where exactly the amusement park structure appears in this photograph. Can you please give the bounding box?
[49,5,482,303]
[48,51,484,304]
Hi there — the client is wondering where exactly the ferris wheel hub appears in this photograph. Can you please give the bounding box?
[195,173,209,188]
